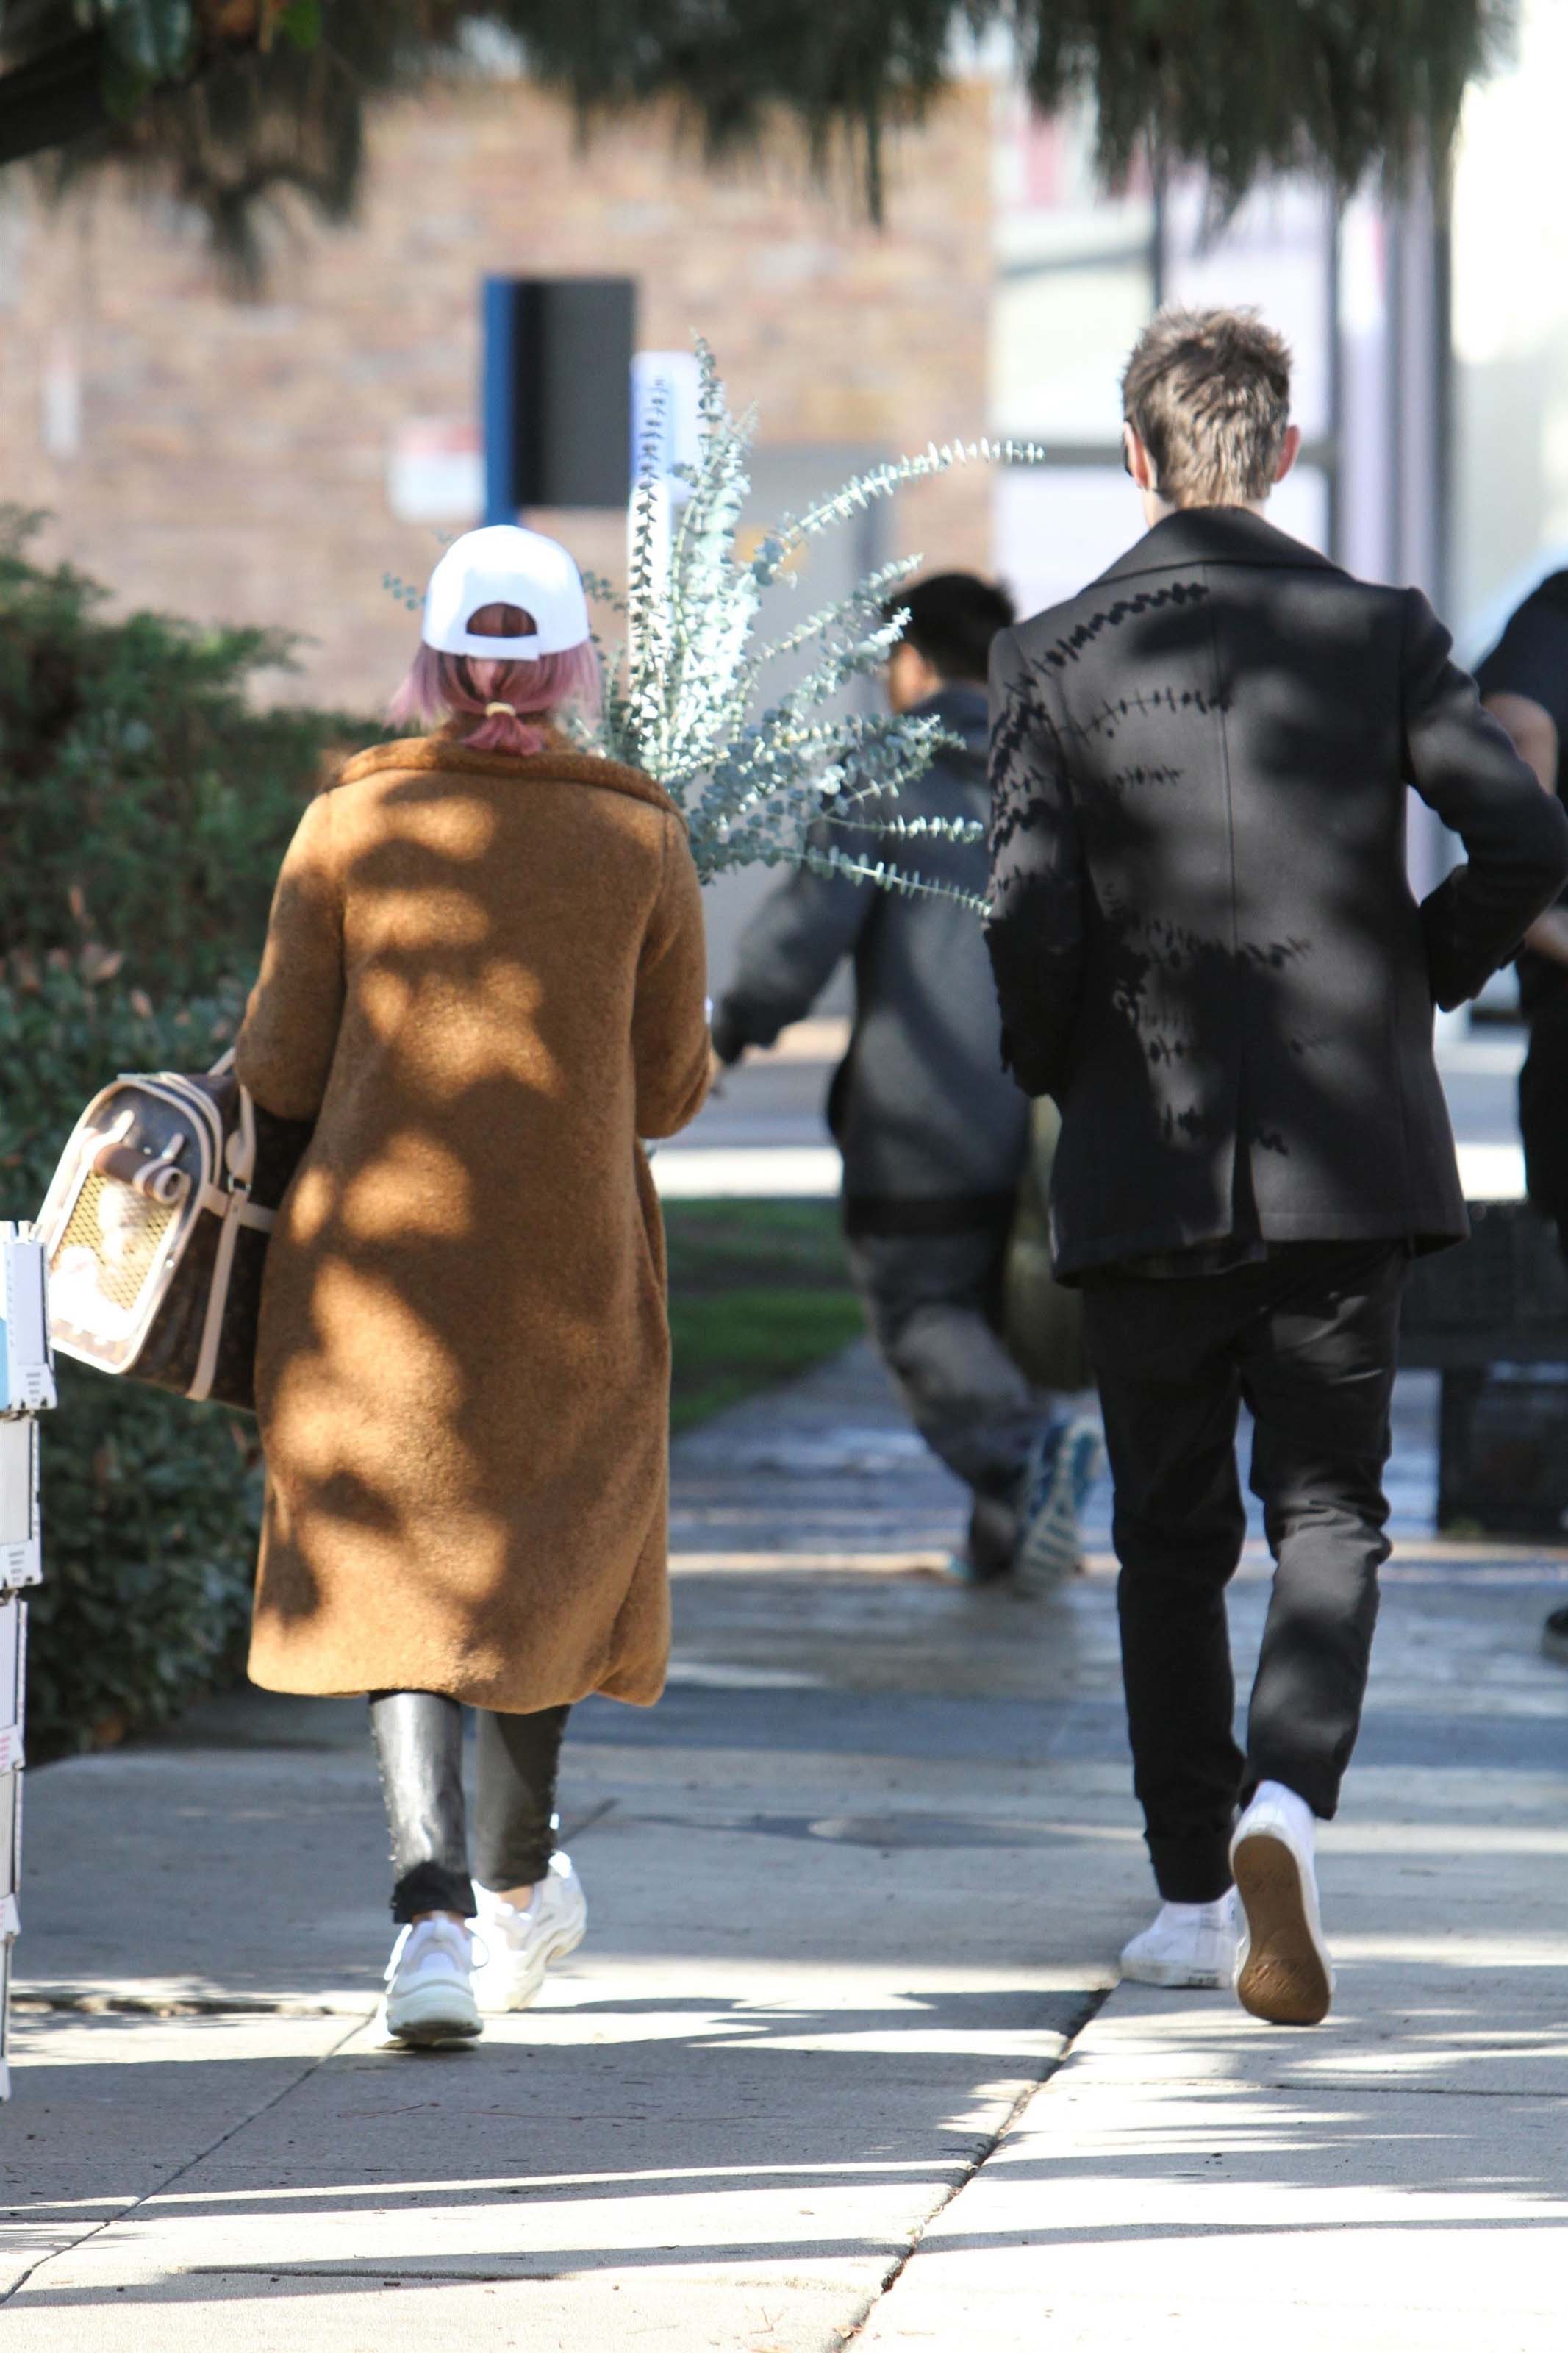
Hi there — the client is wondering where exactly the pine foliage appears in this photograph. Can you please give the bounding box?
[589,342,1024,902]
[0,3,1517,280]
[12,1,404,290]
[526,2,1517,215]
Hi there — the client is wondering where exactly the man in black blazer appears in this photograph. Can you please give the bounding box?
[1474,574,1568,1668]
[986,307,1568,2024]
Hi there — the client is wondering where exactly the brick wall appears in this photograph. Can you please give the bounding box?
[0,76,995,716]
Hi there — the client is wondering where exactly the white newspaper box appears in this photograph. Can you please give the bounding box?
[0,1419,40,1594]
[0,1594,21,2096]
[1,1224,55,2100]
[1,1232,54,1417]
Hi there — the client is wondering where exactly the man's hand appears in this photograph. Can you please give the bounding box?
[707,1004,749,1095]
[1525,907,1568,968]
[1484,690,1559,795]
[1483,691,1568,964]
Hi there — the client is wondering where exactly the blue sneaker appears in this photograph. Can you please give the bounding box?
[1013,1415,1103,1595]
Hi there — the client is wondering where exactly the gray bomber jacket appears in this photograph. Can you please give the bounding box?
[712,686,1029,1231]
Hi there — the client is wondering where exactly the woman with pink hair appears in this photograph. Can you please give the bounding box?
[234,526,711,2044]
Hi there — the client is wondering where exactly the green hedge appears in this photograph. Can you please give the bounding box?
[665,1200,862,1432]
[0,507,370,999]
[1,967,265,1757]
[0,510,382,1756]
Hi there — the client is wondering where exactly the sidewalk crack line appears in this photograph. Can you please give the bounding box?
[838,1982,1111,2346]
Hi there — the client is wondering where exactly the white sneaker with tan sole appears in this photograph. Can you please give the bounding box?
[1231,1780,1334,2025]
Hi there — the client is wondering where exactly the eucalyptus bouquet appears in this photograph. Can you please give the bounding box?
[586,341,1039,905]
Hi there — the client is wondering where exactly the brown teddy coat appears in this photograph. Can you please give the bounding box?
[234,735,711,1712]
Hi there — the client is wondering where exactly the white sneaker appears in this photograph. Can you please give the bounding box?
[1119,1892,1239,1988]
[1231,1780,1335,2025]
[470,1852,587,2013]
[379,1915,483,2047]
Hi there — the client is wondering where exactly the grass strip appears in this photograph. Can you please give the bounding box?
[662,1198,863,1433]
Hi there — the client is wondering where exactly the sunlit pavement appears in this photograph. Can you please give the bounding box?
[4,1288,1567,2340]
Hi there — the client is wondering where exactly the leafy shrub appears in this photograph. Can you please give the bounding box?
[0,515,382,1753]
[1,962,265,1757]
[26,1360,262,1758]
[0,506,374,997]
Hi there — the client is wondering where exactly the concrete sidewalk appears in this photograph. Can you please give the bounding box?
[2,1343,1566,2347]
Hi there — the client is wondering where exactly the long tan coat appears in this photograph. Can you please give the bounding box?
[234,735,710,1712]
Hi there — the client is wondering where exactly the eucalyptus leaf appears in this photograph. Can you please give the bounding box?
[590,340,1041,901]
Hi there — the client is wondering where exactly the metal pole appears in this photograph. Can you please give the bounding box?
[482,276,519,527]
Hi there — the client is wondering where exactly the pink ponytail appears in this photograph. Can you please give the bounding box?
[389,638,603,756]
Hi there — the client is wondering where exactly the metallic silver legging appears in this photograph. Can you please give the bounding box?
[368,1690,570,1924]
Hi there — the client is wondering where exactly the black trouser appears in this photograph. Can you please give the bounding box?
[846,1224,1053,1574]
[1519,1009,1568,1253]
[368,1690,570,1924]
[1082,1242,1407,1904]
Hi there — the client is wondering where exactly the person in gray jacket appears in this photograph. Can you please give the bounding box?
[712,573,1100,1588]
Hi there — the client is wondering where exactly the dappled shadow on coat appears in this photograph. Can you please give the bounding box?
[240,755,706,1704]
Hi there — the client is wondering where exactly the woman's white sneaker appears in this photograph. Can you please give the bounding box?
[380,1916,483,2046]
[1231,1780,1335,2025]
[1119,1892,1240,1988]
[470,1852,587,2013]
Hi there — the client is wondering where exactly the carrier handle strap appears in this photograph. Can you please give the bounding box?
[187,1184,275,1402]
[195,1184,274,1230]
[187,1208,242,1404]
[223,1086,258,1193]
[187,1050,270,1402]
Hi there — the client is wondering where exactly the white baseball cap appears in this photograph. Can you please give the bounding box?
[420,524,591,658]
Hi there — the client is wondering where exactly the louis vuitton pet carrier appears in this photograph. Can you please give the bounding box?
[35,1057,311,1413]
